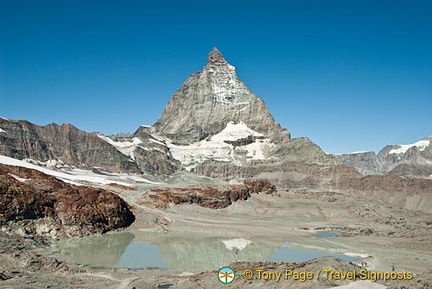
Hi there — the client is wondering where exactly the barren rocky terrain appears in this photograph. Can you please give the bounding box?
[1,169,431,288]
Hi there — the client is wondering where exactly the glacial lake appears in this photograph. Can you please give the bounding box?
[52,231,356,270]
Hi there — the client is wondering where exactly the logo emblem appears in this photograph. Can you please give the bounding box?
[218,266,235,284]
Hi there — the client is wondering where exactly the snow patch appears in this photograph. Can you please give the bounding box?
[0,128,5,133]
[23,158,72,170]
[168,139,232,169]
[388,140,430,155]
[0,155,159,186]
[211,121,263,142]
[98,135,143,160]
[236,104,251,113]
[344,252,371,258]
[8,173,29,183]
[245,139,272,160]
[206,64,250,104]
[148,138,166,146]
[167,122,273,170]
[177,272,195,277]
[0,116,9,120]
[46,159,67,169]
[222,238,252,251]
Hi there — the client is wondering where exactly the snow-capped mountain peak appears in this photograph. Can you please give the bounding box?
[149,48,285,145]
[388,139,430,155]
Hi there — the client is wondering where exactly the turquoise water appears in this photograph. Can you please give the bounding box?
[112,242,168,270]
[269,247,356,263]
[314,233,338,238]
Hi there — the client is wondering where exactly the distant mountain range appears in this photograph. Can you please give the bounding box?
[335,137,432,179]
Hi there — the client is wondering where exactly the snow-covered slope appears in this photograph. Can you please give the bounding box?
[166,121,274,170]
[388,139,430,155]
[98,135,143,160]
[0,155,160,186]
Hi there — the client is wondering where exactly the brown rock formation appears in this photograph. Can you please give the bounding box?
[144,179,276,209]
[0,164,135,237]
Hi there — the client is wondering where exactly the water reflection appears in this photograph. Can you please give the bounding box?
[52,231,356,270]
[113,243,167,269]
[53,232,134,267]
[157,238,277,270]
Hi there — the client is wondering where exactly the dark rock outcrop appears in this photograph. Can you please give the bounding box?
[0,164,135,237]
[143,179,276,209]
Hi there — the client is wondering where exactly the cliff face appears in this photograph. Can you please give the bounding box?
[334,152,381,175]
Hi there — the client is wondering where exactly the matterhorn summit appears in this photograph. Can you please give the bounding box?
[137,48,335,172]
[148,48,287,145]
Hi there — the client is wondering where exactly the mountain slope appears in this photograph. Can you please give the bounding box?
[0,118,142,174]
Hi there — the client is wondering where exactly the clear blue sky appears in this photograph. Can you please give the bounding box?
[1,0,431,154]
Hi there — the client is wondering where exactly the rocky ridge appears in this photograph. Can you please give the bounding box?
[336,136,432,179]
[0,118,142,174]
[0,118,182,177]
